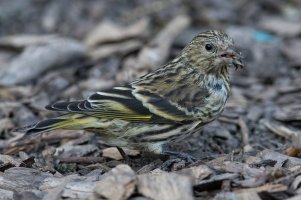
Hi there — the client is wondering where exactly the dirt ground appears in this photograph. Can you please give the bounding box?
[1,0,301,199]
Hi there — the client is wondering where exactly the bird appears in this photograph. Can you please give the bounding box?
[24,30,244,160]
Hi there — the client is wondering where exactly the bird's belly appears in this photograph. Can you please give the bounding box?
[92,119,202,153]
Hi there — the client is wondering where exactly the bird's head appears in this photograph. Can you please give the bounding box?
[182,30,244,74]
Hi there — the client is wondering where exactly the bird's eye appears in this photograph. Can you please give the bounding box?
[205,43,213,51]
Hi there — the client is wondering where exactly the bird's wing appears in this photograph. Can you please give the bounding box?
[45,85,192,124]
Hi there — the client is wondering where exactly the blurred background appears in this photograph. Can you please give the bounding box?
[0,0,301,167]
[1,1,301,199]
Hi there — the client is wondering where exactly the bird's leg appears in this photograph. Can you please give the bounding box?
[116,146,130,163]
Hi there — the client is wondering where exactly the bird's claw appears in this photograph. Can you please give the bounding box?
[162,150,197,162]
[160,151,197,171]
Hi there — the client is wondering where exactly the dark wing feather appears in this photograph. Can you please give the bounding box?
[44,84,195,123]
[133,90,191,121]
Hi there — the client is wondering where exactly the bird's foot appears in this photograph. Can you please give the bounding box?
[160,150,197,171]
[160,158,184,171]
[162,150,197,162]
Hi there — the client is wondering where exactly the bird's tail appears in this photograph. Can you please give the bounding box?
[24,114,99,136]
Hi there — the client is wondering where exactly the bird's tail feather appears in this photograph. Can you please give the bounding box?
[24,115,99,136]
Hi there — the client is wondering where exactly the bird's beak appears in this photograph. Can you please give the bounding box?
[219,48,244,69]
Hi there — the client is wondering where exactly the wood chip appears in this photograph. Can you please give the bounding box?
[0,34,58,49]
[0,154,22,167]
[40,174,81,191]
[0,118,14,133]
[0,38,87,86]
[287,194,301,200]
[259,17,301,37]
[263,119,295,139]
[291,175,301,190]
[84,19,149,47]
[195,173,239,192]
[0,167,53,192]
[214,191,261,200]
[177,165,213,184]
[118,15,191,82]
[102,147,140,160]
[274,106,301,122]
[259,150,301,168]
[234,183,288,193]
[282,39,301,66]
[0,188,14,200]
[137,172,194,200]
[135,15,190,70]
[40,174,83,200]
[233,174,268,188]
[88,39,142,61]
[61,181,97,199]
[58,156,105,164]
[55,144,99,157]
[93,164,136,200]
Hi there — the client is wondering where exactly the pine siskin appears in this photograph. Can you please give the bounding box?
[25,30,244,158]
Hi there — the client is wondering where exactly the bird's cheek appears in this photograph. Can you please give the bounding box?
[212,58,225,67]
